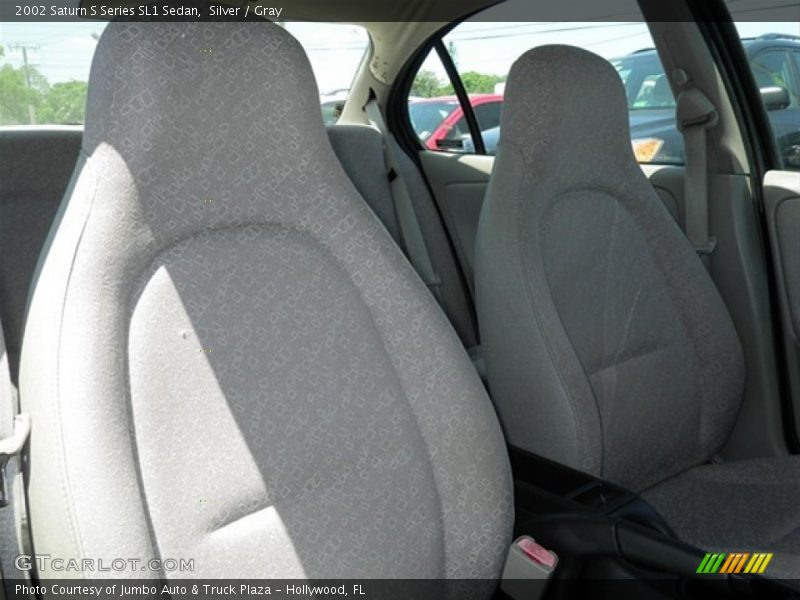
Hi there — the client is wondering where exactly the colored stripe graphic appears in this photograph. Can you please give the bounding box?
[719,553,736,573]
[697,553,726,573]
[720,553,750,574]
[699,552,774,574]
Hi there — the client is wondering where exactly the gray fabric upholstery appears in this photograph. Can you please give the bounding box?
[0,128,82,383]
[0,126,476,390]
[20,22,512,588]
[328,124,478,349]
[392,139,479,350]
[327,124,400,242]
[475,45,745,491]
[644,457,800,579]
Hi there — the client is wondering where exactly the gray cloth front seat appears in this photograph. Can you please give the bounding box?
[476,44,800,578]
[19,22,512,588]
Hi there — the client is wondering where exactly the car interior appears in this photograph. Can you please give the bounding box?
[1,0,800,598]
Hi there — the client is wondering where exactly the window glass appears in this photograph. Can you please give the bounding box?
[285,23,369,126]
[409,50,467,151]
[734,21,800,170]
[0,22,368,127]
[407,4,684,164]
[0,22,107,126]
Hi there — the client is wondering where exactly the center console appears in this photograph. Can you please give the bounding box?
[508,447,794,599]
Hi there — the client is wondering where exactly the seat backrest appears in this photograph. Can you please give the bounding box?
[476,45,745,491]
[20,22,512,586]
[0,125,476,386]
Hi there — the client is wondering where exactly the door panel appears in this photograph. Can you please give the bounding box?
[764,169,800,438]
[417,151,493,295]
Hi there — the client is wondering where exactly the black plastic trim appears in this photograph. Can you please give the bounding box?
[433,40,487,155]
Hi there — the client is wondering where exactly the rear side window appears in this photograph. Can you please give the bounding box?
[289,23,370,125]
[0,22,368,127]
[734,22,800,170]
[0,23,106,126]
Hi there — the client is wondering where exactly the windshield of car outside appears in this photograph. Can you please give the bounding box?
[611,54,676,110]
[408,100,459,140]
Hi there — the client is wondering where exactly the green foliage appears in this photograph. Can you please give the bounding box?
[459,71,505,94]
[0,46,87,125]
[0,64,42,124]
[410,68,505,99]
[410,70,444,98]
[39,81,88,124]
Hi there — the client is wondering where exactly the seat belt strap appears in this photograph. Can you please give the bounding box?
[676,78,718,269]
[363,90,443,303]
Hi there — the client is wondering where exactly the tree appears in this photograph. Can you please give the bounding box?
[410,69,444,98]
[459,71,505,94]
[0,44,53,125]
[410,67,506,99]
[39,81,88,124]
[0,63,42,125]
[0,44,89,125]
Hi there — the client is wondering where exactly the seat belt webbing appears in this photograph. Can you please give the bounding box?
[363,90,442,303]
[676,79,719,269]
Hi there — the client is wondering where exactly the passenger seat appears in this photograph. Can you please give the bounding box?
[476,44,800,579]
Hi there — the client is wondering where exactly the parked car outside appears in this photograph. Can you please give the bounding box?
[320,89,350,125]
[613,33,800,166]
[463,34,800,165]
[409,94,503,151]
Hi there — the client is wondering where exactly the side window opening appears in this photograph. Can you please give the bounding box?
[405,8,684,164]
[733,22,800,170]
[0,23,106,126]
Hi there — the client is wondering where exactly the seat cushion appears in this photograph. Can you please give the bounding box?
[643,456,800,579]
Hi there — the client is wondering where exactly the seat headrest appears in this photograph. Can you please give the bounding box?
[499,45,635,178]
[81,21,361,245]
[85,22,322,156]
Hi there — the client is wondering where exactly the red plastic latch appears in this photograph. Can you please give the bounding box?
[517,537,556,568]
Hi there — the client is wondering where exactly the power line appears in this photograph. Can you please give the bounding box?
[446,22,647,43]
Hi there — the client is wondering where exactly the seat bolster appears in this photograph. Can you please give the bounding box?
[20,151,161,578]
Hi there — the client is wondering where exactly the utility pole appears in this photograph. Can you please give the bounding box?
[9,44,40,124]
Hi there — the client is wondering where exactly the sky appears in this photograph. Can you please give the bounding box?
[0,22,369,94]
[0,16,797,95]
